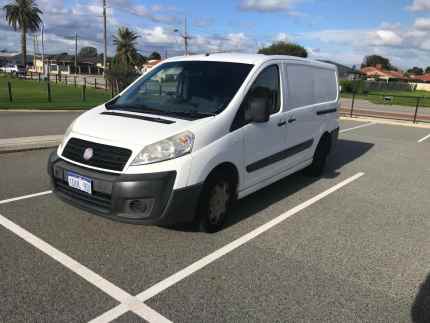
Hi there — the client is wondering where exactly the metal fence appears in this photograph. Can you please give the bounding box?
[0,72,118,108]
[340,92,430,124]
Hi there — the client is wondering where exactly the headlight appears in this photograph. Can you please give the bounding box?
[131,131,195,166]
[60,121,75,149]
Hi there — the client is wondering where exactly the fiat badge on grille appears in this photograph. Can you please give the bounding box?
[83,147,94,161]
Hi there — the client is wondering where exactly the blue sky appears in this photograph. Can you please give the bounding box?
[2,0,430,69]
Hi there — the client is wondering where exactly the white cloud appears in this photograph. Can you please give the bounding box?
[407,0,430,11]
[368,30,403,46]
[275,32,290,42]
[302,22,430,68]
[239,0,303,12]
[138,26,177,44]
[414,17,430,29]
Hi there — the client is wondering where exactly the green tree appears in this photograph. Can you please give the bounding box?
[106,27,140,91]
[3,0,43,65]
[407,66,424,75]
[425,66,430,74]
[149,51,161,60]
[361,55,392,70]
[258,41,308,58]
[113,27,140,66]
[79,46,97,57]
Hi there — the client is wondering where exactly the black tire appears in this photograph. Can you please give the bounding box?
[197,172,234,233]
[304,138,330,177]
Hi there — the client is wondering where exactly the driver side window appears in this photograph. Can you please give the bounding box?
[231,64,281,131]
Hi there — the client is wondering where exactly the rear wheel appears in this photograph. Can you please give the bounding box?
[304,138,330,177]
[198,173,234,233]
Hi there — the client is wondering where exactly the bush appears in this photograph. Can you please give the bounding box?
[340,80,366,94]
[340,80,415,94]
[105,62,139,92]
[339,80,354,93]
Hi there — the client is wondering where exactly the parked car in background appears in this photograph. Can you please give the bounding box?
[48,53,340,233]
[0,64,26,76]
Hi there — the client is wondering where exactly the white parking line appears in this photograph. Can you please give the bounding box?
[0,191,52,205]
[418,133,430,143]
[340,122,375,134]
[90,172,365,323]
[0,213,171,323]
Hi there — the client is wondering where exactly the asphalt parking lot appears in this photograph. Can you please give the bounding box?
[1,119,430,322]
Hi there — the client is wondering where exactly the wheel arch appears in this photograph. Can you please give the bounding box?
[318,131,332,154]
[204,162,240,197]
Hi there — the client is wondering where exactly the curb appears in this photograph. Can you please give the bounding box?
[339,115,430,129]
[0,109,86,113]
[0,135,63,154]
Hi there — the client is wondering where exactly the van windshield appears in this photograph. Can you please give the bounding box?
[108,61,254,119]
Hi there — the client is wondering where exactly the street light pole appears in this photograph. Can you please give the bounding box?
[75,32,78,75]
[103,0,107,76]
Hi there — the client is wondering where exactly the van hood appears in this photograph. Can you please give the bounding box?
[71,106,207,147]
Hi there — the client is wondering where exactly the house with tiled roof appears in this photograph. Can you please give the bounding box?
[409,74,430,83]
[361,65,409,81]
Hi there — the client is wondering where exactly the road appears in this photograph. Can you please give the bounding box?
[0,111,81,139]
[0,120,430,322]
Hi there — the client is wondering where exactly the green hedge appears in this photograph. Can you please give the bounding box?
[340,79,416,94]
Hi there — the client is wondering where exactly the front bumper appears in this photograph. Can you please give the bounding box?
[47,151,202,225]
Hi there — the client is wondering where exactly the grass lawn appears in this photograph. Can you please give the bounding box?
[341,90,430,108]
[0,74,113,109]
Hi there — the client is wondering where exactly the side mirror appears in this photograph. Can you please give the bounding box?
[247,97,270,123]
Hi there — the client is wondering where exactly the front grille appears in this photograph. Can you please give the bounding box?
[55,179,112,213]
[62,138,132,171]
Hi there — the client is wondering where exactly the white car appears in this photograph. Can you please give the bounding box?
[1,64,26,75]
[48,53,340,232]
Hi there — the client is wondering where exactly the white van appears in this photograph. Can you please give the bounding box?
[48,54,339,232]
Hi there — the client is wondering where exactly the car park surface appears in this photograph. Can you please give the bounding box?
[0,111,82,139]
[1,119,430,322]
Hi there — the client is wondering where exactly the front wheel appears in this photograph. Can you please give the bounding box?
[198,174,233,233]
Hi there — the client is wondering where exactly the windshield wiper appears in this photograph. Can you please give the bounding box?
[165,110,217,119]
[106,103,217,120]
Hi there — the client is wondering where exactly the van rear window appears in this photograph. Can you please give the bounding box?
[285,65,337,109]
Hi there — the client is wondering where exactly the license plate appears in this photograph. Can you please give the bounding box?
[66,171,92,194]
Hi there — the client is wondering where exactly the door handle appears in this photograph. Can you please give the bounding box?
[278,121,287,127]
[288,118,297,124]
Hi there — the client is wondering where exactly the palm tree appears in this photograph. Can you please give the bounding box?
[113,27,140,67]
[3,0,42,66]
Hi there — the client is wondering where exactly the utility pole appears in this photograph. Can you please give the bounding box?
[41,23,46,77]
[184,17,189,55]
[75,32,78,75]
[33,34,37,68]
[103,0,107,76]
[174,16,191,56]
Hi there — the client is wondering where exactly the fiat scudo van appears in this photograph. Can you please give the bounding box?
[47,53,339,232]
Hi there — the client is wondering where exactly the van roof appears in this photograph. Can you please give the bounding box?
[165,53,336,70]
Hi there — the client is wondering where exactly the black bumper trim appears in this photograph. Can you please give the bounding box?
[48,152,202,225]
